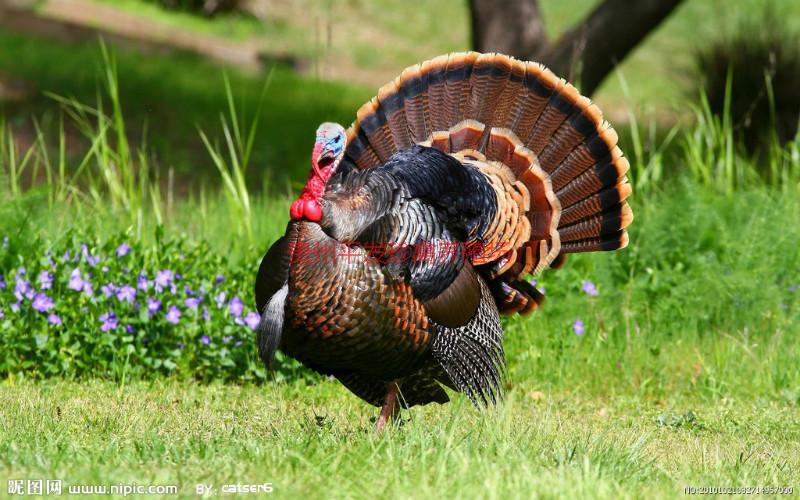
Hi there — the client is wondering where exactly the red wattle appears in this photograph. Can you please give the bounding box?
[289,142,332,221]
[303,200,322,222]
[289,200,304,220]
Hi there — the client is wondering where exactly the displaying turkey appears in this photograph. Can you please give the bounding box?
[255,52,632,431]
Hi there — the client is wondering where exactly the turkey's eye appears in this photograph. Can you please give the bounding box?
[334,135,342,144]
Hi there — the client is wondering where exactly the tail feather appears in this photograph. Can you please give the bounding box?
[466,53,512,126]
[341,52,633,310]
[560,182,632,226]
[378,78,413,152]
[400,64,430,143]
[524,79,574,156]
[444,52,479,126]
[257,283,288,368]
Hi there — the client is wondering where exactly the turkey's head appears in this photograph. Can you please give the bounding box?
[290,122,346,222]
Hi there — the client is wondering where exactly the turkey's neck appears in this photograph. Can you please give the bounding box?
[288,222,349,281]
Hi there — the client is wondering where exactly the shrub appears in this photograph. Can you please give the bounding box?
[694,8,800,155]
[0,227,308,383]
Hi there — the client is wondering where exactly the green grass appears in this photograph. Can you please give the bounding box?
[0,376,797,498]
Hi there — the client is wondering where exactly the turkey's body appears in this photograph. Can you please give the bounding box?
[255,52,633,417]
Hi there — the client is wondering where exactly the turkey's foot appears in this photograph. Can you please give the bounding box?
[375,382,400,432]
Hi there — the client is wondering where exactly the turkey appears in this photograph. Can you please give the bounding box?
[255,52,632,431]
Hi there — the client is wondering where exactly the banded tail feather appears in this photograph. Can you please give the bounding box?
[340,52,632,298]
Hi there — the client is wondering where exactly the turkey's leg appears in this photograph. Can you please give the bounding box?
[375,383,400,432]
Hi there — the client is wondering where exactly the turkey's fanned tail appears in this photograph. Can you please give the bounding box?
[341,52,631,263]
[340,52,632,317]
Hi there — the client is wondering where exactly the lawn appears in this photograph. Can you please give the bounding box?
[1,379,797,499]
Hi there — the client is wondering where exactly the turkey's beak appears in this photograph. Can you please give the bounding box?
[317,148,337,170]
[311,142,324,178]
[312,142,337,178]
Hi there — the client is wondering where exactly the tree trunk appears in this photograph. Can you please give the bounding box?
[469,0,547,59]
[541,0,684,95]
[469,0,685,96]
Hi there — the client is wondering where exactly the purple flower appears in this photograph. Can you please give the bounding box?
[14,277,33,301]
[234,340,243,347]
[116,285,136,303]
[0,308,4,319]
[68,268,85,291]
[0,274,5,290]
[228,297,244,317]
[102,266,109,273]
[165,305,181,324]
[201,335,211,345]
[17,266,26,276]
[215,292,226,308]
[146,298,161,317]
[10,301,21,313]
[32,293,55,312]
[184,284,195,296]
[528,278,537,286]
[185,297,201,309]
[789,284,799,293]
[116,243,131,258]
[202,306,210,321]
[155,269,174,291]
[62,251,71,262]
[125,324,134,334]
[82,282,94,297]
[581,280,599,297]
[101,283,117,298]
[137,273,149,291]
[572,319,585,337]
[214,274,224,286]
[100,311,118,332]
[223,335,233,343]
[244,312,261,330]
[37,271,53,290]
[81,244,100,267]
[47,313,62,326]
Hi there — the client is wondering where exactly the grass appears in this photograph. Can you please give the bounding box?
[0,377,797,498]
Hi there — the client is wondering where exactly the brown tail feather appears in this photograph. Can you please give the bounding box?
[342,52,632,304]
